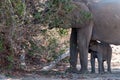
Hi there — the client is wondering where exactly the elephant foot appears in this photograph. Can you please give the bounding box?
[99,71,105,74]
[106,71,111,74]
[79,69,89,74]
[91,71,95,74]
[65,67,79,73]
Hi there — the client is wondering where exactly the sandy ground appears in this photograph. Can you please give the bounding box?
[1,45,120,80]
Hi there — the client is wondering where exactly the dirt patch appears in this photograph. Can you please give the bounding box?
[1,70,120,80]
[1,45,120,80]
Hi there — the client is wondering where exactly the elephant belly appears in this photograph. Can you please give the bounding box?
[89,0,120,44]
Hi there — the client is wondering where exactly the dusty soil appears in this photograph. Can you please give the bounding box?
[1,68,120,80]
[1,45,120,80]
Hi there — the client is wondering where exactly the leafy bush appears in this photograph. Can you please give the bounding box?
[27,28,70,63]
[34,0,92,29]
[34,0,74,28]
[0,37,4,51]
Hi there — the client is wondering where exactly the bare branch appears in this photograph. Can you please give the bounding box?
[41,48,69,71]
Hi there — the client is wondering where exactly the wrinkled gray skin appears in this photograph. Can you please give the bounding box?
[69,0,120,74]
[89,40,112,74]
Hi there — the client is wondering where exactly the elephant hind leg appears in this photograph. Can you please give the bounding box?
[107,60,111,73]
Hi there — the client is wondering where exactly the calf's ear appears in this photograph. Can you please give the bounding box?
[89,40,97,46]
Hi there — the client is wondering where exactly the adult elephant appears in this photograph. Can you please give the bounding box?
[69,0,120,73]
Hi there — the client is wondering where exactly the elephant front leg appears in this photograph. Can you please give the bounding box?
[77,26,92,74]
[97,55,104,74]
[67,28,79,73]
[78,43,88,73]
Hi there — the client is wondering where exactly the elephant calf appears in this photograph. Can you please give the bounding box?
[89,40,112,73]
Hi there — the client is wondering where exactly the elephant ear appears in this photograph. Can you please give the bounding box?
[57,1,93,28]
[89,40,98,47]
[89,40,98,52]
[69,1,93,28]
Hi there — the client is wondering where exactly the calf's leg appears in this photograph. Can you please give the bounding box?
[107,60,111,73]
[97,54,104,74]
[90,53,95,73]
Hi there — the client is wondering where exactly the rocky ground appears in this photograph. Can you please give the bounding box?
[1,45,120,80]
